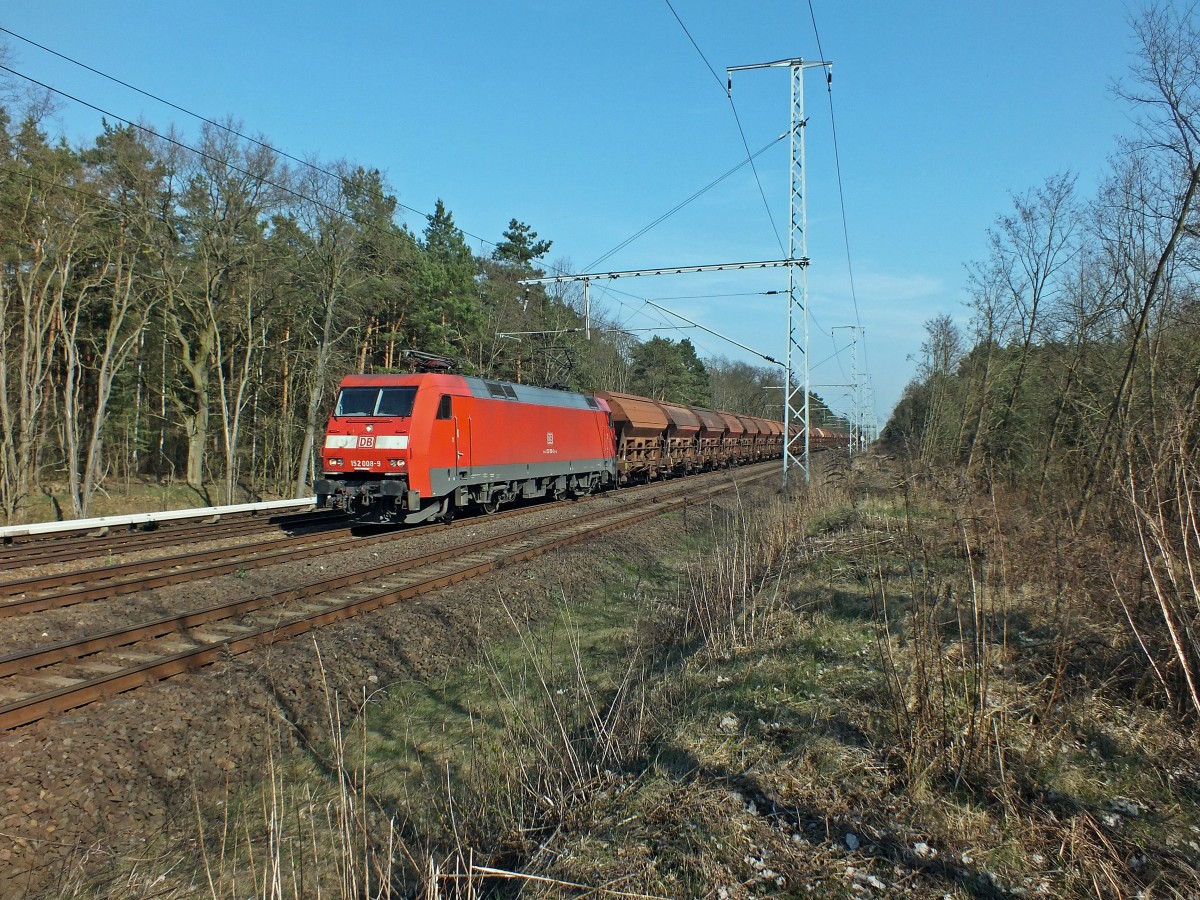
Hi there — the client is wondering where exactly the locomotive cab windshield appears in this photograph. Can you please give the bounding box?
[335,386,417,418]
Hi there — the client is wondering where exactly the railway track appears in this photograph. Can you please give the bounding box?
[0,464,775,730]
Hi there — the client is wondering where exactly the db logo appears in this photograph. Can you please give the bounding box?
[357,435,376,448]
[546,432,555,445]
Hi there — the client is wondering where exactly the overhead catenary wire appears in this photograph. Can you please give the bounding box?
[0,29,508,255]
[665,2,873,422]
[660,3,871,424]
[2,22,744,294]
[581,280,790,371]
[0,63,421,241]
[804,0,872,407]
[583,131,787,273]
[646,290,788,302]
[0,54,585,290]
[661,0,785,255]
[655,2,865,432]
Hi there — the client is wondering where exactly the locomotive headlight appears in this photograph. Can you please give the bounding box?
[389,459,405,467]
[329,458,344,467]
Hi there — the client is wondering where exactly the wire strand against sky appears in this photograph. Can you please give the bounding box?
[804,1,870,383]
[649,290,784,301]
[659,0,874,416]
[0,32,760,366]
[662,0,785,255]
[0,63,364,226]
[0,41,574,285]
[0,25,506,254]
[660,0,857,395]
[594,280,774,366]
[583,131,787,273]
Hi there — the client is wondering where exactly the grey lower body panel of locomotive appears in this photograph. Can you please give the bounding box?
[316,457,617,524]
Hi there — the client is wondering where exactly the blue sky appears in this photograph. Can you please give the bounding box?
[2,1,1146,423]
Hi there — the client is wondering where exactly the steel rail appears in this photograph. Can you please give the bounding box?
[1,469,764,672]
[0,499,652,676]
[0,528,358,604]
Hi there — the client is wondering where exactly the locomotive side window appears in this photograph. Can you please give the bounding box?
[436,395,453,419]
[484,381,519,401]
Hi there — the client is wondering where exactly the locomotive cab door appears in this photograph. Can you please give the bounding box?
[425,394,462,495]
[452,395,471,477]
[436,394,470,476]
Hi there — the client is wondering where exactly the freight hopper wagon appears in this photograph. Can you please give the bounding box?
[595,391,784,483]
[594,391,671,483]
[316,374,617,524]
[807,425,849,451]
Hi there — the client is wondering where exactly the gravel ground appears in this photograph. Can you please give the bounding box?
[0,468,778,899]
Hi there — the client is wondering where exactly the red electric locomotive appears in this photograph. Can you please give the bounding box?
[315,373,617,524]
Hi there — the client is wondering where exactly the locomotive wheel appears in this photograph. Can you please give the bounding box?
[481,498,501,514]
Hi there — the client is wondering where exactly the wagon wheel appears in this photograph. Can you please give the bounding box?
[481,497,502,515]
